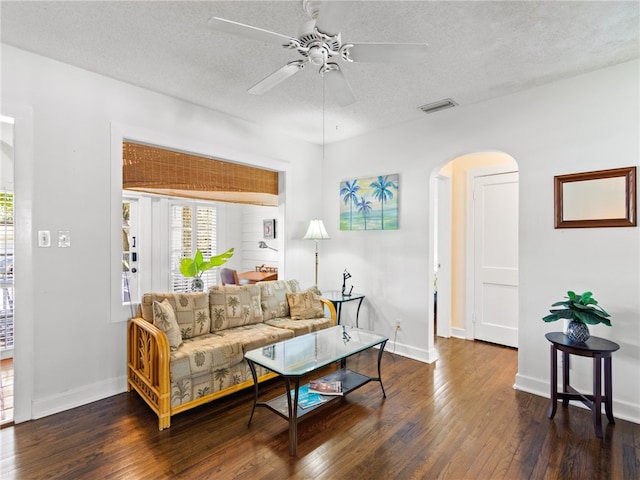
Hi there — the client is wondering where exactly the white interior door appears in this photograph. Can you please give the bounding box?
[473,170,519,347]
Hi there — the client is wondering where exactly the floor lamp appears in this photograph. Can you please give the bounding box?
[303,219,330,286]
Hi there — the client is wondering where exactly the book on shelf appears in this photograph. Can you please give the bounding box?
[295,384,329,409]
[308,380,343,396]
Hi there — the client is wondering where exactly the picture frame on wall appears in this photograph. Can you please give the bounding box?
[554,166,636,228]
[263,219,276,239]
[339,173,399,231]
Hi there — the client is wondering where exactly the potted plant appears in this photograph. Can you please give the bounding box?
[542,290,611,342]
[180,248,234,292]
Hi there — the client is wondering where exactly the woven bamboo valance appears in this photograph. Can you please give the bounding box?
[122,141,279,206]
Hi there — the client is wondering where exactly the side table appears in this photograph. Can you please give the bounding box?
[321,291,365,327]
[545,332,620,438]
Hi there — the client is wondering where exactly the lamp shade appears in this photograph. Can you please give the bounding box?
[303,219,330,240]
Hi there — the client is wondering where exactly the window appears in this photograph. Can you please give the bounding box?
[170,203,218,293]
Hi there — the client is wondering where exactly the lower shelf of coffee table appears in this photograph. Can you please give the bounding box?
[261,368,373,420]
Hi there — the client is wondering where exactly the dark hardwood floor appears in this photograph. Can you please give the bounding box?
[1,338,638,479]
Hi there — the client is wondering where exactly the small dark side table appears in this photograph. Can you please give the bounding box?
[321,291,365,327]
[545,332,620,438]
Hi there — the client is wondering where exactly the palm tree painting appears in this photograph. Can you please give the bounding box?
[339,179,361,230]
[356,196,373,230]
[340,174,399,230]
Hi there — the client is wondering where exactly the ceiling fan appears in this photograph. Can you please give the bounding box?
[208,0,429,106]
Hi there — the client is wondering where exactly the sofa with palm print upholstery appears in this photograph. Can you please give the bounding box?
[127,279,336,430]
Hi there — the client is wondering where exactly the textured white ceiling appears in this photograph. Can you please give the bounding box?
[2,1,638,144]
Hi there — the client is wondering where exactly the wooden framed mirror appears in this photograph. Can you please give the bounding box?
[554,166,636,228]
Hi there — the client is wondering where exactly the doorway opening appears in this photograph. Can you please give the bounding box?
[0,115,15,426]
[431,152,519,348]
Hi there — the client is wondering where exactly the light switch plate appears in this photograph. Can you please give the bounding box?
[38,230,51,248]
[58,230,71,248]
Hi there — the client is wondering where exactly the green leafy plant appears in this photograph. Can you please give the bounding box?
[179,248,234,278]
[542,290,611,326]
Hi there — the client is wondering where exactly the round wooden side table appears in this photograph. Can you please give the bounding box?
[545,332,620,438]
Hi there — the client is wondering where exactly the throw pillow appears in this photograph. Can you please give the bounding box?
[209,285,263,332]
[307,285,322,296]
[173,293,211,339]
[152,299,183,350]
[258,280,290,321]
[287,290,324,320]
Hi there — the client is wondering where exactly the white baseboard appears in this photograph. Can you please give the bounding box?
[386,340,438,364]
[514,373,640,425]
[32,375,128,420]
[451,327,467,339]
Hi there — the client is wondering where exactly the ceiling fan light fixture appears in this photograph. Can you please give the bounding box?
[418,98,458,114]
[308,45,328,66]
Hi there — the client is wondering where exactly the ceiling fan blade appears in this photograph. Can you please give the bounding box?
[323,65,356,107]
[314,1,354,36]
[208,17,292,46]
[248,60,307,95]
[346,43,429,63]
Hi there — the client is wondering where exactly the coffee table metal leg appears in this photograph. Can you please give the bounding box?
[376,339,387,397]
[247,359,259,426]
[284,377,300,456]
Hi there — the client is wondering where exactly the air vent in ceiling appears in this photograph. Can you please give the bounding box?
[418,98,458,114]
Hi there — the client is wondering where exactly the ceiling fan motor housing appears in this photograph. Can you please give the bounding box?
[292,20,343,67]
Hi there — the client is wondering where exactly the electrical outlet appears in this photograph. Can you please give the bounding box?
[395,319,402,330]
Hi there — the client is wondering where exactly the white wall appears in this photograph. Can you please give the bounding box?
[2,44,323,421]
[322,60,639,422]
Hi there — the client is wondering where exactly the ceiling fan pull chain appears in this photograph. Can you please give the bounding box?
[322,69,325,160]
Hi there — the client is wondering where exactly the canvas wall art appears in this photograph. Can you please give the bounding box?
[340,174,399,230]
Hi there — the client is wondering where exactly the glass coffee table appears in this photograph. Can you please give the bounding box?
[245,325,388,456]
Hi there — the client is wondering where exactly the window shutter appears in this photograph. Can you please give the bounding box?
[171,203,218,293]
